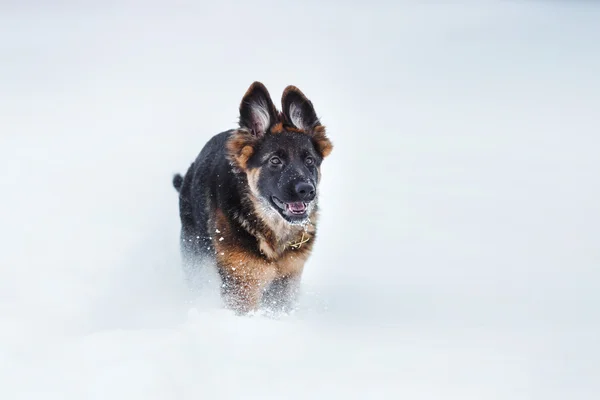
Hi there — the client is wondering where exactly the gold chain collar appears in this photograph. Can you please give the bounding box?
[287,231,310,249]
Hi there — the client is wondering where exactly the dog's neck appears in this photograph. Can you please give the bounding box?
[236,191,316,260]
[257,217,315,260]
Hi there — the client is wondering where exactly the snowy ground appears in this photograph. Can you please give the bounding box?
[1,1,599,399]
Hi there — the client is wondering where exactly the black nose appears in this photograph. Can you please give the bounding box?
[294,182,316,201]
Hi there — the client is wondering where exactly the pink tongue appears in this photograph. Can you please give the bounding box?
[288,202,306,213]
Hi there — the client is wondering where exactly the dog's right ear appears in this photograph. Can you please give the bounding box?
[238,81,278,138]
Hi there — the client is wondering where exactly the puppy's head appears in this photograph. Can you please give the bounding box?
[227,82,332,225]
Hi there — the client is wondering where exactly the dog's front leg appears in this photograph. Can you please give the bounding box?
[262,272,302,313]
[218,265,277,315]
[220,277,264,314]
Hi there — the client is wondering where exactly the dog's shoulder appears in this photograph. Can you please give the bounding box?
[194,129,236,165]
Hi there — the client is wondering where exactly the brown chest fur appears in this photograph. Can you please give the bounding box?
[209,208,316,313]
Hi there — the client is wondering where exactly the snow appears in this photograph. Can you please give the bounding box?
[1,1,599,399]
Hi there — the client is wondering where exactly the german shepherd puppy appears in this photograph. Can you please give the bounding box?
[172,82,333,314]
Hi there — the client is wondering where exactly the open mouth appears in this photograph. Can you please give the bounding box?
[271,196,309,217]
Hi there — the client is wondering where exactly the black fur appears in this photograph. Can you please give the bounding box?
[172,174,183,193]
[176,131,242,269]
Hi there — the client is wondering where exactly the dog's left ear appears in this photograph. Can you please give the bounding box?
[281,86,321,132]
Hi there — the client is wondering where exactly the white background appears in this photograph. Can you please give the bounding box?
[1,1,599,398]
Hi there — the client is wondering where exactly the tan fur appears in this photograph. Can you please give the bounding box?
[277,246,312,277]
[211,207,315,313]
[270,122,284,134]
[226,131,257,170]
[313,125,333,158]
[271,119,305,134]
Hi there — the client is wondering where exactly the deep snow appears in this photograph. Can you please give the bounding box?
[1,1,599,399]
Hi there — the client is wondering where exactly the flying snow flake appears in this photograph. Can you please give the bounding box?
[219,237,224,241]
[215,229,221,233]
[220,252,225,255]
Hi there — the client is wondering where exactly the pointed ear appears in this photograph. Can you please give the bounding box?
[281,85,321,132]
[238,81,278,137]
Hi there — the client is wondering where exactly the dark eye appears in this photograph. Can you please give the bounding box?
[305,156,315,166]
[270,156,282,165]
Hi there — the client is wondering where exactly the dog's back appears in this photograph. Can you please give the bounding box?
[173,130,236,269]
